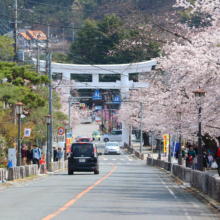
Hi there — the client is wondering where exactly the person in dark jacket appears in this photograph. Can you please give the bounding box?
[202,148,208,172]
[53,147,58,162]
[214,145,220,176]
[194,144,198,155]
[26,146,33,165]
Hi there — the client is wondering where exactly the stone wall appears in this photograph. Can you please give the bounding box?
[124,143,144,160]
[146,156,220,203]
[4,160,68,182]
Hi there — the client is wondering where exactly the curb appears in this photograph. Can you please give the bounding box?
[150,165,220,212]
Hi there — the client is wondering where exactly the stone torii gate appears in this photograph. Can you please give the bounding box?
[38,59,157,145]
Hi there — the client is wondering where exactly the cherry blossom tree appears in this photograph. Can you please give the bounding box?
[118,0,220,150]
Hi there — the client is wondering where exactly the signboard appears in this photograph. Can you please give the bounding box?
[104,105,107,111]
[95,106,102,110]
[112,94,121,104]
[102,110,105,118]
[24,128,31,137]
[58,127,65,135]
[163,134,169,158]
[80,103,85,107]
[8,148,16,167]
[58,127,65,142]
[93,90,102,100]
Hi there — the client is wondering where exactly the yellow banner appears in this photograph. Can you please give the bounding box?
[163,134,169,157]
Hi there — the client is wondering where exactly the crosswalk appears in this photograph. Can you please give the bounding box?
[99,157,141,166]
[99,162,140,165]
[102,158,133,161]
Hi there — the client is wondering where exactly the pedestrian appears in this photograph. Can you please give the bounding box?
[214,145,220,176]
[194,144,198,156]
[26,146,33,165]
[57,148,63,162]
[21,144,27,166]
[203,148,208,172]
[193,156,198,170]
[208,153,213,169]
[32,144,41,169]
[187,146,196,168]
[53,147,58,162]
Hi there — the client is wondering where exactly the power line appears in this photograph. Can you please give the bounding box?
[24,0,96,12]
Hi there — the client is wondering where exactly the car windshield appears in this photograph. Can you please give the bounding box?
[93,131,100,135]
[106,143,118,147]
[71,144,93,157]
[80,138,90,142]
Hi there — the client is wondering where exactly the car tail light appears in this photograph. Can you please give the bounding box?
[93,146,97,157]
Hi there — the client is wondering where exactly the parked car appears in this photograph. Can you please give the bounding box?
[103,130,122,142]
[92,130,101,141]
[68,142,102,175]
[104,142,120,155]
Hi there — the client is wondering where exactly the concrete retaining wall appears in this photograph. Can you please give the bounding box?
[146,156,220,203]
[2,160,68,182]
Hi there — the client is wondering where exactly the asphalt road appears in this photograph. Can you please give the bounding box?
[0,124,219,220]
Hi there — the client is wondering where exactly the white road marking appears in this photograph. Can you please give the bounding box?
[112,159,116,160]
[120,159,125,161]
[165,186,177,199]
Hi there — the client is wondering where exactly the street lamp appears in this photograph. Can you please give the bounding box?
[193,88,206,171]
[177,111,183,165]
[16,101,23,166]
[45,115,51,170]
[64,122,69,160]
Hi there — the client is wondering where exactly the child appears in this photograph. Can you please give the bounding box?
[208,153,213,169]
[193,155,198,170]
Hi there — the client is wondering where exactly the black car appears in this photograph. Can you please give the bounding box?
[68,142,101,175]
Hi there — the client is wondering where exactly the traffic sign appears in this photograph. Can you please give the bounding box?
[93,90,102,100]
[113,94,121,104]
[58,127,65,135]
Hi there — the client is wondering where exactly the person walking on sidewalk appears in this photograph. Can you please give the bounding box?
[32,145,41,169]
[214,145,220,176]
[208,153,213,169]
[27,146,33,165]
[21,144,27,166]
[187,146,196,168]
[202,148,208,172]
[57,148,63,162]
[53,147,58,162]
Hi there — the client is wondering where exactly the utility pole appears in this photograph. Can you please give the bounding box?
[36,35,40,74]
[49,53,53,172]
[45,25,50,76]
[69,96,71,132]
[72,22,74,43]
[13,0,18,63]
[63,28,65,42]
[109,104,111,132]
[140,102,143,153]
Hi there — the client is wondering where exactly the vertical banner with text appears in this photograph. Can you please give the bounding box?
[163,134,169,159]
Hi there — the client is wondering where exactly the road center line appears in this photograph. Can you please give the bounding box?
[42,164,117,220]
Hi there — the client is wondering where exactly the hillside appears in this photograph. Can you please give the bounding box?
[0,0,177,40]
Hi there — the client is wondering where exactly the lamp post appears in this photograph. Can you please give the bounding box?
[16,101,23,166]
[64,122,69,161]
[45,115,51,170]
[177,111,183,165]
[193,88,206,171]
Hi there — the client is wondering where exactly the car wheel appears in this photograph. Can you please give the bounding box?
[104,138,109,142]
[68,170,73,175]
[94,170,99,174]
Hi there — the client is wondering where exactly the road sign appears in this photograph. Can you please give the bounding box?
[24,128,31,137]
[93,90,102,100]
[58,127,65,135]
[113,94,121,104]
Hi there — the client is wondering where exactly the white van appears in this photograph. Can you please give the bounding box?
[103,130,122,142]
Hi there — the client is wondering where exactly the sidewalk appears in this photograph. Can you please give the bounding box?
[131,142,220,176]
